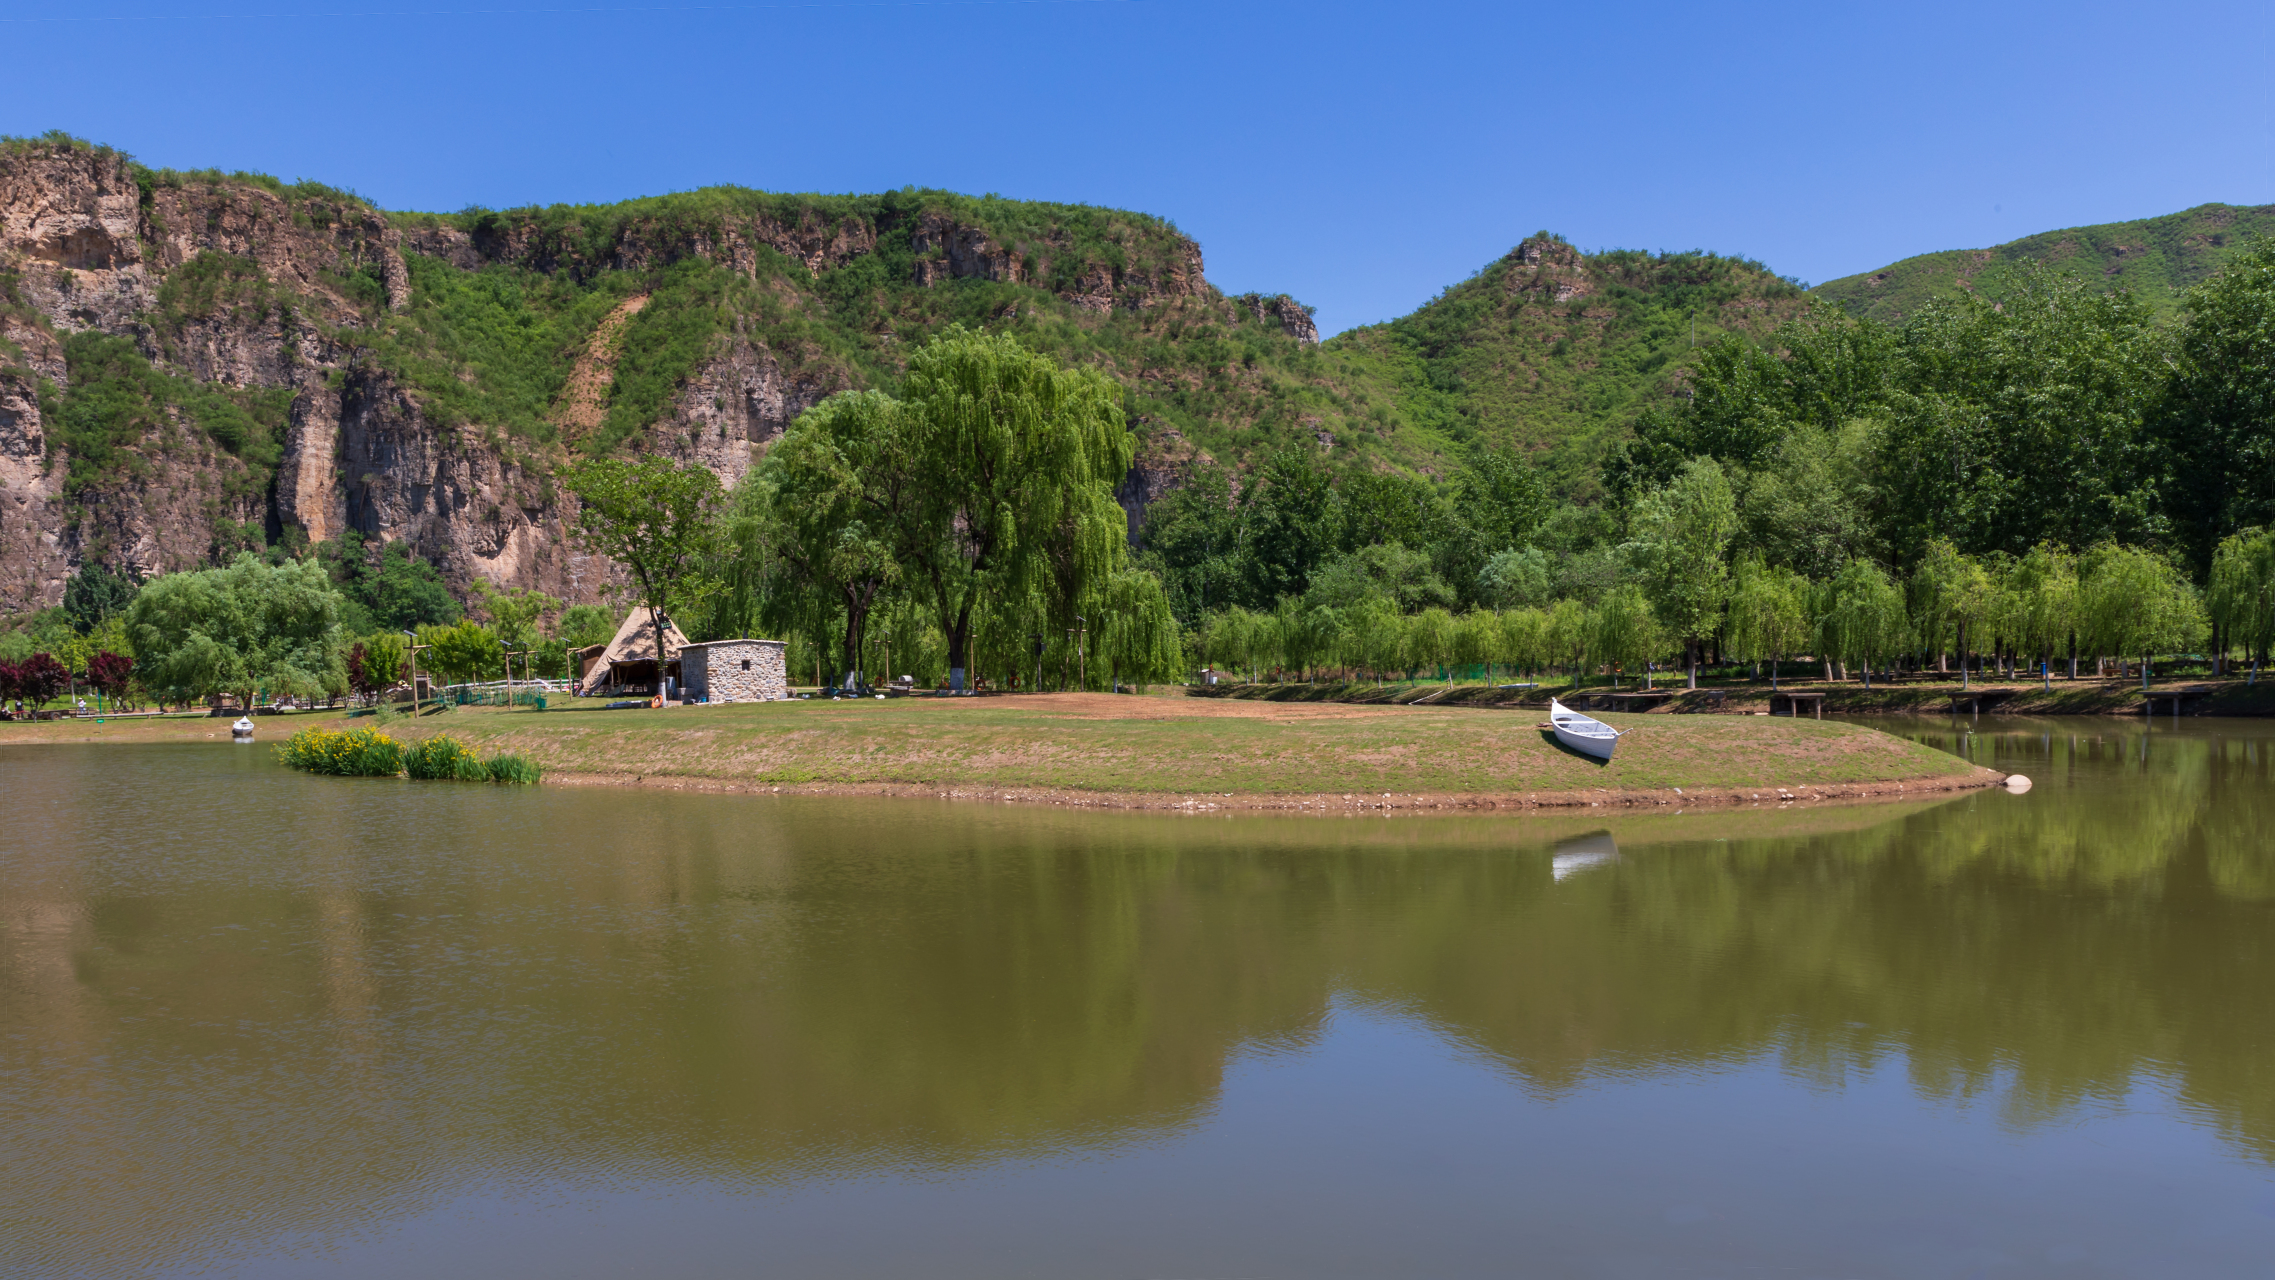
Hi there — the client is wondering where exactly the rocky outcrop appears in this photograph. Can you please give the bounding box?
[648,336,845,488]
[0,369,68,611]
[470,208,878,281]
[328,368,624,603]
[910,213,1209,313]
[1505,235,1593,303]
[912,214,1025,287]
[1236,293,1319,345]
[142,183,405,321]
[1116,422,1213,548]
[1,145,152,334]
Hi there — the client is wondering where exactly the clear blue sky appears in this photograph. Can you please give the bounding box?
[4,0,2270,336]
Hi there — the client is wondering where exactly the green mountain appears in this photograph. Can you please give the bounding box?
[1813,203,2275,322]
[1324,236,1810,496]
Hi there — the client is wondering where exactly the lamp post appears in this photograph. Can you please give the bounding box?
[403,631,430,717]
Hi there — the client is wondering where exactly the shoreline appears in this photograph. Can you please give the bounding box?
[543,768,2006,812]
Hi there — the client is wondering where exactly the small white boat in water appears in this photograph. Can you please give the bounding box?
[231,716,256,741]
[1548,697,1622,761]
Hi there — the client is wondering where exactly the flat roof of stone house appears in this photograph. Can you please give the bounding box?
[679,638,786,648]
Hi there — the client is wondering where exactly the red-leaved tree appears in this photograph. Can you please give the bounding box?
[86,650,135,709]
[16,652,69,709]
[0,659,20,711]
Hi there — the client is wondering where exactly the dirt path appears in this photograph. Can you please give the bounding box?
[553,293,649,440]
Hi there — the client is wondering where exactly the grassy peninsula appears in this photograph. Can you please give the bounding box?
[0,693,1991,810]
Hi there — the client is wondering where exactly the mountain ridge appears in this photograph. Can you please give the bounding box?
[1813,202,2275,322]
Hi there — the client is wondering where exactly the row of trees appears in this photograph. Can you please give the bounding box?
[1193,534,2231,692]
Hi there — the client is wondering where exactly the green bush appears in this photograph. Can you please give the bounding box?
[403,734,490,781]
[276,726,403,777]
[484,752,543,785]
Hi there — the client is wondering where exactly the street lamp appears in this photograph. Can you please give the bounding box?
[403,631,429,717]
[1066,615,1088,692]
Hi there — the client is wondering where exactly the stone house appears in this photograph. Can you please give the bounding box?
[680,639,791,703]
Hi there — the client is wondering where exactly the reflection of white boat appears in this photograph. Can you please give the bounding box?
[1551,831,1620,881]
[230,716,256,741]
[1549,697,1623,760]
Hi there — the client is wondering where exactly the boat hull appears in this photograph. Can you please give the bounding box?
[1548,698,1620,760]
[1551,723,1618,760]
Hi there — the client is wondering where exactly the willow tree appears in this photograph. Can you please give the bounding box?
[1631,457,1738,688]
[1343,596,1403,687]
[2208,528,2275,683]
[1096,568,1180,691]
[1453,608,1502,684]
[1725,558,1810,690]
[2010,543,2081,682]
[2080,544,2206,689]
[125,553,347,710]
[1546,598,1592,690]
[1817,560,1908,688]
[901,327,1132,691]
[747,389,923,689]
[1591,585,1663,690]
[1500,606,1550,683]
[1405,607,1457,684]
[1910,539,1996,686]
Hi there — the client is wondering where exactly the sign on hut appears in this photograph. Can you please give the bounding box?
[574,607,692,697]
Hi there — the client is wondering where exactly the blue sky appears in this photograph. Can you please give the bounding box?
[3,0,2270,335]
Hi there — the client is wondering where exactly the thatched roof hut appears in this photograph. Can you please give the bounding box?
[573,607,692,694]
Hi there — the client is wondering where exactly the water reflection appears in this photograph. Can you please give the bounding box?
[4,724,2274,1277]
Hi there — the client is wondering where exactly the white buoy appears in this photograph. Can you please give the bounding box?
[2004,774,2033,793]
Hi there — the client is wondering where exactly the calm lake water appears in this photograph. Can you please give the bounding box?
[5,720,2274,1279]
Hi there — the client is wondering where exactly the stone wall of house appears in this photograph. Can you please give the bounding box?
[682,639,789,703]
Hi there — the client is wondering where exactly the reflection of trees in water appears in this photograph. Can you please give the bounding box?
[1344,725,2273,1159]
[7,731,2275,1275]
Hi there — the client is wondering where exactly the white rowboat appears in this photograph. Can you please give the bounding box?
[231,716,256,741]
[1548,697,1622,761]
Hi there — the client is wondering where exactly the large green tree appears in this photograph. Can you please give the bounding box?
[1629,458,1737,687]
[749,389,925,687]
[1877,268,2163,562]
[561,454,723,673]
[2156,240,2275,567]
[125,554,346,708]
[898,327,1134,690]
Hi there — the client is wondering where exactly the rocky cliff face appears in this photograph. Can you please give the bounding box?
[0,142,1274,615]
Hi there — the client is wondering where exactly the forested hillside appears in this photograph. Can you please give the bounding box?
[1814,203,2275,323]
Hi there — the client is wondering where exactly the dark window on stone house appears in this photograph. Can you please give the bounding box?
[742,659,751,670]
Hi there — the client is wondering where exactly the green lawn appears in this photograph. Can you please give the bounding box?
[408,693,1984,798]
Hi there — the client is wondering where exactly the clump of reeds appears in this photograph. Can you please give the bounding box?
[483,752,543,785]
[402,734,491,781]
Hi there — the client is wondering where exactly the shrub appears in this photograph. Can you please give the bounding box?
[276,726,403,777]
[403,733,490,781]
[484,752,543,785]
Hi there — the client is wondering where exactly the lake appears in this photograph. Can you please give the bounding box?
[4,719,2273,1278]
